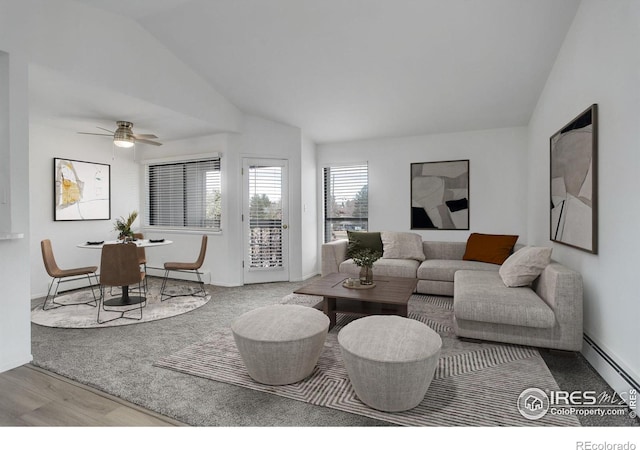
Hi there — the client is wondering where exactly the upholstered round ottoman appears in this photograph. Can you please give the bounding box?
[231,304,330,385]
[338,315,442,412]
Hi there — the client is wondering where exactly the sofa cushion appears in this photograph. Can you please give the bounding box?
[418,259,499,282]
[422,241,467,260]
[346,231,383,258]
[381,231,425,261]
[462,233,518,265]
[454,270,555,328]
[499,246,553,287]
[340,258,419,279]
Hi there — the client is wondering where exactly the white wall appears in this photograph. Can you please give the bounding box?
[301,133,318,279]
[0,46,31,372]
[527,0,640,390]
[0,51,9,232]
[317,127,529,243]
[29,123,141,298]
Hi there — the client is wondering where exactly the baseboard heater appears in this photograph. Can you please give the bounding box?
[583,333,639,392]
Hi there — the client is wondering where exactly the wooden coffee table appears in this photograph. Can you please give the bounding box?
[294,273,418,329]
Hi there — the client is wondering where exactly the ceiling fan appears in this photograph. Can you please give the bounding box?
[78,121,162,147]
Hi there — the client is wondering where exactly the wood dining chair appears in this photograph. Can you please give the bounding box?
[98,243,147,324]
[111,233,147,296]
[160,235,208,301]
[40,239,100,311]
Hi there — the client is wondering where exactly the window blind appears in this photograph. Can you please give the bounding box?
[146,158,221,230]
[323,164,368,242]
[248,165,283,268]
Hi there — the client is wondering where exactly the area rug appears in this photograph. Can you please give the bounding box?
[31,280,211,329]
[154,294,580,427]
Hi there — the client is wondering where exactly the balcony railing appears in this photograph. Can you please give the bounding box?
[249,218,283,268]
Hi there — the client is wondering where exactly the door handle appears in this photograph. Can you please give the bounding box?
[282,224,289,229]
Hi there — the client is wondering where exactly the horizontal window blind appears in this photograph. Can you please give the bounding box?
[248,165,283,268]
[323,164,368,242]
[146,158,221,230]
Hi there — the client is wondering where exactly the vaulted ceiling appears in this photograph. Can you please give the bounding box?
[64,0,581,143]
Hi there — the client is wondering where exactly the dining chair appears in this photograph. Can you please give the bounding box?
[111,233,147,296]
[98,243,147,324]
[160,235,208,301]
[133,232,148,292]
[41,239,100,311]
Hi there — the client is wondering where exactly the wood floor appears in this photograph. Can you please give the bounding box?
[0,364,185,426]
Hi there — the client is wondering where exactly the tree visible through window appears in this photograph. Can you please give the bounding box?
[146,158,221,230]
[323,164,368,242]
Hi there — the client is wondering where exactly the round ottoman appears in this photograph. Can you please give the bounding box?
[338,315,442,412]
[231,304,330,385]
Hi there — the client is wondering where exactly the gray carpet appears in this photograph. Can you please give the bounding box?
[30,277,639,427]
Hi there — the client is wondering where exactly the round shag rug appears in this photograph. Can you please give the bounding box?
[31,280,210,329]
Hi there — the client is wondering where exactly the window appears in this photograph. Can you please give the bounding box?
[146,158,221,230]
[323,164,368,242]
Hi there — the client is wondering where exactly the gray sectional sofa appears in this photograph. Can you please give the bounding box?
[321,238,583,351]
[322,239,509,296]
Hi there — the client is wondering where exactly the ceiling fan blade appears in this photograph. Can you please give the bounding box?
[132,133,158,139]
[77,132,112,136]
[96,126,115,134]
[135,138,163,146]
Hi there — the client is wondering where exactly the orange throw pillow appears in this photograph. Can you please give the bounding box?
[462,233,519,265]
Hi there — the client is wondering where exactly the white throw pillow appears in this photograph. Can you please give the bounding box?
[380,231,425,261]
[499,246,553,287]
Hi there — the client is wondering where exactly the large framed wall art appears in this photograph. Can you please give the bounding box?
[410,159,469,230]
[54,157,111,221]
[550,104,598,254]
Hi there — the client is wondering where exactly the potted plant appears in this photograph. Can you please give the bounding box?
[351,248,382,285]
[114,210,138,241]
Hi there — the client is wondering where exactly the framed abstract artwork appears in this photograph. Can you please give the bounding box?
[410,159,469,230]
[550,104,598,254]
[54,158,111,221]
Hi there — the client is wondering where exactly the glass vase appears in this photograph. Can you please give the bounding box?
[359,266,373,285]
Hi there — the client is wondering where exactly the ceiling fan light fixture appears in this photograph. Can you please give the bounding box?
[79,120,161,148]
[113,121,135,148]
[113,136,135,148]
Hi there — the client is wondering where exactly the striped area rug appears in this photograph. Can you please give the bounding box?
[154,294,580,426]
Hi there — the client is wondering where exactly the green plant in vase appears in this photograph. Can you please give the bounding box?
[351,248,382,285]
[114,210,138,241]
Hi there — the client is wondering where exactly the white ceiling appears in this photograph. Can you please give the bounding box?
[55,0,581,144]
[29,65,217,142]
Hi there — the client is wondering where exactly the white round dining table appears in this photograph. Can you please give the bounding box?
[77,239,173,305]
[77,239,173,249]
